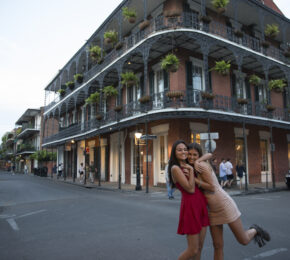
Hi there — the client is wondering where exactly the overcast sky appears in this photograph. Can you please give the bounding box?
[0,0,289,140]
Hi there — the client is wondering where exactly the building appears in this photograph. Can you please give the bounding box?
[15,108,42,173]
[42,0,290,188]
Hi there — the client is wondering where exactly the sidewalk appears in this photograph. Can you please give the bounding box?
[44,173,288,197]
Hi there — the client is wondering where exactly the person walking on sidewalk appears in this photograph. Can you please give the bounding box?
[219,159,228,188]
[165,162,175,199]
[57,163,63,179]
[225,158,234,188]
[236,160,246,190]
[79,162,85,184]
[190,143,270,260]
[168,140,210,260]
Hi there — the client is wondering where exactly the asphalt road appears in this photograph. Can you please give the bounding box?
[0,171,289,260]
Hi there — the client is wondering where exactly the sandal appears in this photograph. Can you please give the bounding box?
[250,224,271,248]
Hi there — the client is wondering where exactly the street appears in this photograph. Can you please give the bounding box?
[0,171,289,260]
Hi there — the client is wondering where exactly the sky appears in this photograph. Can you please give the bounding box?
[0,0,289,140]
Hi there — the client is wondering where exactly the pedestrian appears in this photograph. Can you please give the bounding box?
[89,162,95,183]
[79,162,84,183]
[57,163,63,179]
[165,162,175,199]
[236,160,246,190]
[168,140,210,260]
[12,164,15,175]
[219,159,228,188]
[190,143,270,260]
[52,164,57,176]
[24,164,28,175]
[225,158,234,188]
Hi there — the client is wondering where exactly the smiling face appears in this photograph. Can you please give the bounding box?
[188,148,200,165]
[175,143,188,162]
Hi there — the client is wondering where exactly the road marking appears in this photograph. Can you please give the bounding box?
[15,209,47,219]
[0,214,16,219]
[6,218,19,231]
[249,197,273,201]
[243,248,288,259]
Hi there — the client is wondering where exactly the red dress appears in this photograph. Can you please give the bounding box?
[176,181,210,235]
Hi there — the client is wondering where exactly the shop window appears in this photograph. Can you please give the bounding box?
[235,138,245,164]
[160,136,165,171]
[260,140,269,171]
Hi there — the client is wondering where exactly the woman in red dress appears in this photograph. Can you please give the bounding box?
[168,140,210,260]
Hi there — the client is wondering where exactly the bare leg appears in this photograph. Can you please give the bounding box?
[210,225,224,260]
[178,234,200,260]
[193,227,207,260]
[228,217,257,245]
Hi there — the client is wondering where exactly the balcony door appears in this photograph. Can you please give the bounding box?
[260,139,272,183]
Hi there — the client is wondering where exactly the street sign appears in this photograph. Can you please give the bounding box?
[140,134,157,140]
[200,132,219,140]
[205,139,216,153]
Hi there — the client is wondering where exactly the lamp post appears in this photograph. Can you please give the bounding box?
[135,132,142,191]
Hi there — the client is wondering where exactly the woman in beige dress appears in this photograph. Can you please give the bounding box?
[188,142,270,260]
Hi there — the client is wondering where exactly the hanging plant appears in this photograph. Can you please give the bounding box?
[138,95,151,104]
[210,60,231,76]
[161,53,180,73]
[114,105,123,112]
[201,91,215,100]
[237,98,248,105]
[122,7,137,24]
[74,73,84,84]
[85,92,100,105]
[249,74,261,86]
[166,90,184,99]
[65,81,75,90]
[121,71,139,87]
[104,30,118,45]
[89,45,103,63]
[268,79,286,93]
[200,15,212,24]
[96,113,103,120]
[139,20,150,30]
[261,41,270,49]
[57,89,66,97]
[234,29,243,38]
[264,24,279,39]
[115,42,123,50]
[211,0,229,14]
[266,104,276,112]
[103,85,118,98]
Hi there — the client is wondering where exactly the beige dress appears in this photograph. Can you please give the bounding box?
[202,169,241,226]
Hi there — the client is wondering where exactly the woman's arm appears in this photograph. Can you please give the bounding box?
[194,162,215,192]
[196,153,212,163]
[172,165,195,193]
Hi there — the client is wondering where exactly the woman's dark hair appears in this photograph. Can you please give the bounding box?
[168,140,188,188]
[188,142,203,158]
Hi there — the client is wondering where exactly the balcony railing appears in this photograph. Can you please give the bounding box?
[43,89,289,145]
[45,12,288,113]
[16,144,36,153]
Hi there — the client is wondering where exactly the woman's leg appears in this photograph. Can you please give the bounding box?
[228,217,256,245]
[178,234,200,260]
[193,227,207,260]
[210,225,224,260]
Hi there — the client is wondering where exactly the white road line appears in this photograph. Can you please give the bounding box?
[249,197,273,200]
[6,218,19,231]
[15,209,47,219]
[243,248,288,259]
[0,214,16,219]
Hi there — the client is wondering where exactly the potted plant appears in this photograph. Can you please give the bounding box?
[210,60,231,76]
[200,15,212,24]
[266,104,275,112]
[122,7,137,24]
[249,74,261,86]
[237,97,248,105]
[57,89,66,97]
[265,24,279,39]
[104,30,118,45]
[201,91,215,100]
[114,105,123,112]
[211,0,230,14]
[161,53,180,73]
[268,79,286,93]
[74,73,84,84]
[138,95,151,104]
[103,85,118,98]
[85,92,100,105]
[121,71,139,87]
[166,90,184,99]
[96,113,103,120]
[89,45,103,63]
[65,81,75,90]
[139,20,150,30]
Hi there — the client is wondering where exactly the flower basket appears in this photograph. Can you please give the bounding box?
[103,85,118,98]
[58,89,66,97]
[138,95,151,104]
[264,24,279,39]
[66,81,75,90]
[128,17,136,23]
[74,74,83,84]
[249,74,261,86]
[211,0,229,14]
[89,45,103,61]
[122,7,137,24]
[115,42,123,50]
[96,114,103,120]
[261,41,270,49]
[114,105,123,112]
[234,30,244,38]
[121,72,138,87]
[85,92,100,105]
[268,79,286,93]
[139,20,150,30]
[200,15,212,24]
[201,92,215,100]
[237,98,248,105]
[104,30,118,45]
[266,105,275,112]
[210,60,231,76]
[161,53,179,73]
[166,91,184,99]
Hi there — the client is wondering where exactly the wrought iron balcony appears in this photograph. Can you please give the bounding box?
[16,144,36,154]
[43,89,289,145]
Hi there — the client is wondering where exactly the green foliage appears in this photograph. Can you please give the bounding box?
[161,53,180,72]
[57,89,66,96]
[122,7,137,19]
[31,150,57,162]
[268,79,286,91]
[103,85,118,98]
[121,72,139,86]
[89,45,103,61]
[265,24,279,38]
[85,92,100,105]
[104,30,118,44]
[65,81,75,89]
[74,73,83,83]
[210,60,231,75]
[211,0,229,9]
[249,74,261,86]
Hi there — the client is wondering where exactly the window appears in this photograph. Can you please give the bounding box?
[190,133,201,144]
[160,136,165,171]
[260,140,269,171]
[192,64,203,91]
[235,138,245,165]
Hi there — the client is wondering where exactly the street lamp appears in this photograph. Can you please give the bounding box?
[135,132,142,191]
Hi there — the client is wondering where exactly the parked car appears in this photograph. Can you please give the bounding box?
[286,170,290,189]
